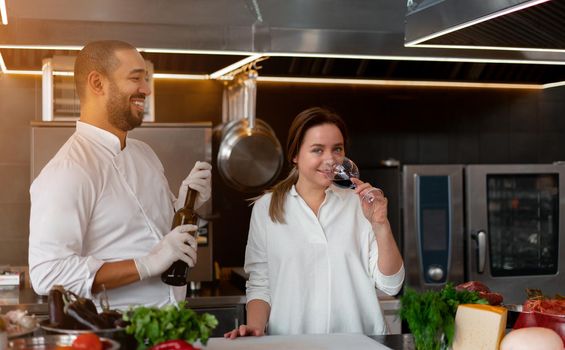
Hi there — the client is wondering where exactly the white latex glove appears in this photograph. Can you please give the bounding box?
[134,224,198,280]
[176,161,212,210]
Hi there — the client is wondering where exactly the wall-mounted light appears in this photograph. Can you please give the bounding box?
[256,76,542,90]
[543,80,565,89]
[0,52,6,72]
[0,49,551,90]
[412,44,565,54]
[267,51,565,66]
[3,44,565,66]
[0,0,8,25]
[209,54,264,79]
[153,73,208,80]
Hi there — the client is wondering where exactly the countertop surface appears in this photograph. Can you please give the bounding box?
[185,280,247,308]
[8,332,416,350]
[202,333,413,350]
[0,288,48,315]
[1,281,410,349]
[0,280,247,315]
[0,280,398,312]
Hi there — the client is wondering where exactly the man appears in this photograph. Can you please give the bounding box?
[29,40,212,310]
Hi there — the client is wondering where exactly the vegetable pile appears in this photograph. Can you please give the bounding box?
[523,288,565,316]
[1,309,37,334]
[123,301,218,350]
[513,288,565,344]
[399,283,488,350]
[455,280,503,306]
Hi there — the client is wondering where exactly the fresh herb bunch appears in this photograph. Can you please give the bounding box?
[123,301,218,350]
[399,283,488,350]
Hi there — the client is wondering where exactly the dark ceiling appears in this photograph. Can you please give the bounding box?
[2,0,565,85]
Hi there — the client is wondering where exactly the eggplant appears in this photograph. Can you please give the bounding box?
[65,302,112,330]
[100,310,124,327]
[48,286,65,326]
[64,290,98,315]
[48,286,123,331]
[47,285,77,328]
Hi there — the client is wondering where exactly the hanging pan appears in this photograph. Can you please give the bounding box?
[217,70,283,192]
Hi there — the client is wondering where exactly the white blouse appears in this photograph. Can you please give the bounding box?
[245,185,404,336]
[29,121,185,310]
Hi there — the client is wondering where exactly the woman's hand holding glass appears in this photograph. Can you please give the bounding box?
[351,178,388,227]
[323,157,388,227]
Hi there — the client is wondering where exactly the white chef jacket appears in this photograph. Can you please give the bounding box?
[245,185,405,335]
[29,121,185,310]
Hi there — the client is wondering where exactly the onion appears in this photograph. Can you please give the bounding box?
[500,327,563,350]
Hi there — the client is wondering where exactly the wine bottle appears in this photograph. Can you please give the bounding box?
[161,189,198,286]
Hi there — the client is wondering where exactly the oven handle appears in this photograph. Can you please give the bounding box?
[472,230,487,273]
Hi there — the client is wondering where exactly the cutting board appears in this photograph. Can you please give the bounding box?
[202,333,392,350]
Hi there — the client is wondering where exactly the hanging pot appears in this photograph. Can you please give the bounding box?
[217,70,284,192]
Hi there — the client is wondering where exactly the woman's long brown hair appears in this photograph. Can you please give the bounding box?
[263,107,348,223]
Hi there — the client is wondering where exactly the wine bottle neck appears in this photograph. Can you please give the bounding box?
[184,189,198,209]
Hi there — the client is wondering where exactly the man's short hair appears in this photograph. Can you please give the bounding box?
[74,40,137,100]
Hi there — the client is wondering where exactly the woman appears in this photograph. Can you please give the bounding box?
[225,107,404,338]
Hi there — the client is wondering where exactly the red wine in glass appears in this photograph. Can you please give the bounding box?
[330,157,360,189]
[328,157,376,203]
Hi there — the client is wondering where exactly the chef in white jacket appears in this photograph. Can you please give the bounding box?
[225,107,404,337]
[29,40,211,310]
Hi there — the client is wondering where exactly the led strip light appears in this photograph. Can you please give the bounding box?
[2,44,565,66]
[0,52,559,89]
[0,0,8,25]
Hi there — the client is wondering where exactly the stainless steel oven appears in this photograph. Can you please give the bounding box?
[403,164,565,304]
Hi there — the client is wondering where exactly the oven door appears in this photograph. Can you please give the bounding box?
[403,165,465,291]
[466,164,565,304]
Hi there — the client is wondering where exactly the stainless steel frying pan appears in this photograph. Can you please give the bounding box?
[217,70,283,192]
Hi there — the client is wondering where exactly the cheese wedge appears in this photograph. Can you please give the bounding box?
[452,304,507,350]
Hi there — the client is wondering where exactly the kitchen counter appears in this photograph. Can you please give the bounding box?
[185,280,246,308]
[369,334,415,349]
[0,288,48,315]
[0,280,246,316]
[202,333,415,350]
[10,332,415,350]
[2,284,415,349]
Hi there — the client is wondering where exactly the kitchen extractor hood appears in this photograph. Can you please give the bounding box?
[405,0,565,52]
[2,0,565,87]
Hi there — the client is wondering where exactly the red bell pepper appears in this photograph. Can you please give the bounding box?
[149,339,198,350]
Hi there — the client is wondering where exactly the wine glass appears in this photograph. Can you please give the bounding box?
[324,157,376,203]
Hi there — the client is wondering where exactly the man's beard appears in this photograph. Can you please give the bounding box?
[106,81,144,132]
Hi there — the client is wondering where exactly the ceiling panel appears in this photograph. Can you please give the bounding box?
[258,56,565,83]
[2,0,565,85]
[422,0,565,49]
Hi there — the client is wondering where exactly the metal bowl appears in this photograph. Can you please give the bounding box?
[9,334,120,349]
[504,304,523,328]
[39,319,124,339]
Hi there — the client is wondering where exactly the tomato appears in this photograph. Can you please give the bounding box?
[71,332,102,350]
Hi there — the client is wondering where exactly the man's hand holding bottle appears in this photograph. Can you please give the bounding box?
[176,161,212,211]
[134,224,198,280]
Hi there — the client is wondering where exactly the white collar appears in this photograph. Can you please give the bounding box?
[76,121,123,156]
[289,184,348,201]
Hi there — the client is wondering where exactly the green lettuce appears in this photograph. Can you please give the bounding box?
[122,301,218,350]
